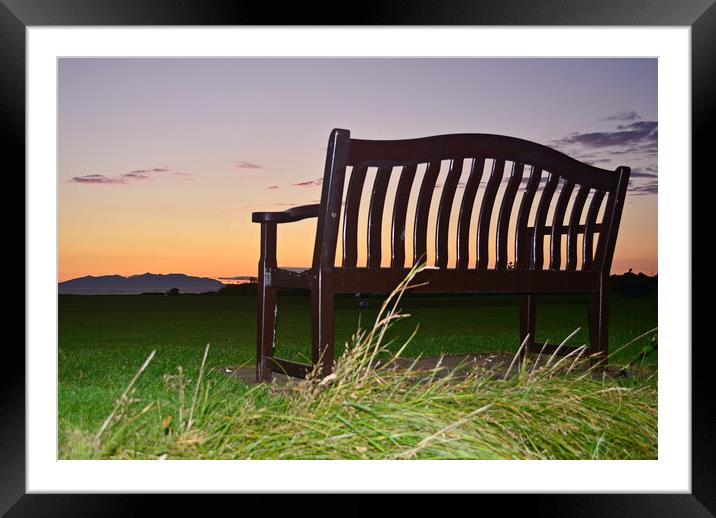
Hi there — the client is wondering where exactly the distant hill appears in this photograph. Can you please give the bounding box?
[58,273,225,295]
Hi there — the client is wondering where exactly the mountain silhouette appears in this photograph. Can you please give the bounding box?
[58,273,225,295]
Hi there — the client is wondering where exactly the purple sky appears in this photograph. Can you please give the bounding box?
[58,58,657,280]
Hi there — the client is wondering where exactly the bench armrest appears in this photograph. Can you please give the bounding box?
[252,204,320,224]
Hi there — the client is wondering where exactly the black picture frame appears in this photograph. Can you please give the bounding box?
[4,0,708,514]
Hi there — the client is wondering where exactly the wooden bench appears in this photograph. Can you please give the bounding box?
[252,129,630,382]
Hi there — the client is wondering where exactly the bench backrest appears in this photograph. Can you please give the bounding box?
[313,129,630,275]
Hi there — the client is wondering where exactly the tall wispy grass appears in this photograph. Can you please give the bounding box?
[63,266,657,460]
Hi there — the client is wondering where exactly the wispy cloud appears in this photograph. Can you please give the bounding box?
[293,178,323,188]
[630,166,658,178]
[69,166,189,185]
[629,179,658,195]
[127,167,170,174]
[266,185,279,190]
[120,172,149,181]
[556,120,657,149]
[70,174,126,185]
[603,110,642,122]
[236,161,262,169]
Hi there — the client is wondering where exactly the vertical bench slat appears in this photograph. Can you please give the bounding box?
[549,180,575,270]
[367,166,393,268]
[531,172,559,270]
[593,190,617,268]
[566,185,590,271]
[435,158,465,268]
[341,165,368,267]
[496,162,525,270]
[476,159,506,270]
[390,164,417,268]
[582,190,605,271]
[514,166,542,270]
[413,161,441,265]
[456,158,485,269]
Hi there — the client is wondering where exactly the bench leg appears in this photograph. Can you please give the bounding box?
[256,222,278,383]
[311,282,335,378]
[588,276,609,363]
[256,281,277,382]
[520,294,537,356]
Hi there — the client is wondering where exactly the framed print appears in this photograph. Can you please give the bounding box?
[4,0,710,514]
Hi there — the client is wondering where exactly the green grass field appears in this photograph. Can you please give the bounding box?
[58,287,657,459]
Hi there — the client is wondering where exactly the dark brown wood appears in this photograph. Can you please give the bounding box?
[264,267,310,289]
[314,129,351,271]
[436,158,464,268]
[582,190,605,271]
[330,267,598,294]
[593,191,617,269]
[456,158,485,269]
[270,357,312,379]
[596,167,631,273]
[549,180,575,270]
[566,186,590,271]
[252,129,630,380]
[588,273,610,359]
[531,172,559,270]
[413,160,441,265]
[256,222,277,382]
[514,166,542,270]
[476,159,506,270]
[307,129,350,378]
[367,166,393,268]
[342,165,368,267]
[347,133,617,191]
[390,164,417,268]
[496,162,525,270]
[311,274,334,377]
[252,203,320,224]
[520,294,536,355]
[586,167,630,359]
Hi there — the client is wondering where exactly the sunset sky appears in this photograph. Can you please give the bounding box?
[58,58,657,282]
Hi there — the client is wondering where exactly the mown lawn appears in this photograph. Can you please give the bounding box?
[58,288,657,458]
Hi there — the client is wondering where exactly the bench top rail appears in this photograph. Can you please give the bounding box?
[347,133,618,192]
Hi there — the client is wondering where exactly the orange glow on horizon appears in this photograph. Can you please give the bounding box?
[58,181,657,282]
